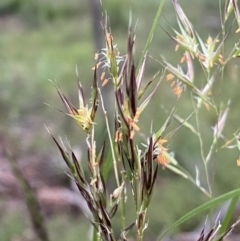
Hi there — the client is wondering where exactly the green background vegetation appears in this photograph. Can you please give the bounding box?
[1,0,240,240]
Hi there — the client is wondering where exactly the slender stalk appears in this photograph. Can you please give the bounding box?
[137,148,142,212]
[205,138,217,164]
[99,88,127,231]
[137,0,166,73]
[99,88,120,187]
[6,149,50,241]
[137,209,146,241]
[193,103,212,197]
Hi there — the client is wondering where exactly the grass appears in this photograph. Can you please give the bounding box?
[47,0,240,240]
[0,206,29,241]
[0,206,90,241]
[2,0,240,240]
[48,214,90,241]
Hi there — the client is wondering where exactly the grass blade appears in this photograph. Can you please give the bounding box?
[137,0,166,73]
[157,187,240,240]
[5,149,49,241]
[218,195,239,235]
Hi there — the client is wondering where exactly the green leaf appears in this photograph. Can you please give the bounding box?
[233,47,240,57]
[165,164,188,179]
[219,196,239,235]
[158,188,240,240]
[137,0,166,73]
[102,148,112,182]
[154,108,175,140]
[237,137,240,151]
[173,113,198,136]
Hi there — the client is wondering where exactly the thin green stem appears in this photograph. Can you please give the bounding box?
[137,0,165,73]
[173,163,211,197]
[137,207,147,241]
[195,107,212,197]
[220,0,225,37]
[99,88,127,231]
[137,148,142,212]
[99,89,120,187]
[205,138,217,164]
[120,172,126,230]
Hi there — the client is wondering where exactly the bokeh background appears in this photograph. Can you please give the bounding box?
[1,0,240,240]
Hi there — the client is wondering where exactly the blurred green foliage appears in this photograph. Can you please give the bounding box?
[1,0,240,240]
[0,205,89,241]
[0,206,29,241]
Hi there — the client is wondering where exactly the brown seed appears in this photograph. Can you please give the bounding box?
[166,73,175,81]
[101,72,106,81]
[180,54,187,63]
[235,27,240,33]
[94,53,99,60]
[102,79,108,86]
